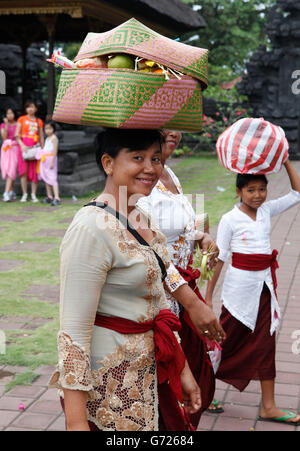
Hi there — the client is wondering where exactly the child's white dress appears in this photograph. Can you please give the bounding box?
[215,189,300,391]
[37,136,58,186]
[217,189,300,334]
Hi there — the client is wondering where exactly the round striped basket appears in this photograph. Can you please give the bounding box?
[216,117,289,174]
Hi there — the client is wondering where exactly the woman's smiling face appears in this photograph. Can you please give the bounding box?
[103,141,163,199]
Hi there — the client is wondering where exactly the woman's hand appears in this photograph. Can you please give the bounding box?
[188,298,225,342]
[195,233,219,270]
[63,389,90,431]
[205,295,213,310]
[66,421,90,431]
[180,361,201,414]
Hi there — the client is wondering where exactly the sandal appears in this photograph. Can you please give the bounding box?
[257,410,300,426]
[207,399,224,414]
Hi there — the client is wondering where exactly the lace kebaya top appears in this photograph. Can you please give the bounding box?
[49,204,173,431]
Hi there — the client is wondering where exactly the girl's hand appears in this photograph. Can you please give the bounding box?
[180,362,201,414]
[3,117,8,125]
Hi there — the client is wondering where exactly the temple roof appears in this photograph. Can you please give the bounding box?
[109,0,206,31]
[0,0,206,43]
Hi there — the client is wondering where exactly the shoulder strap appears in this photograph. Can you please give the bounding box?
[84,201,167,282]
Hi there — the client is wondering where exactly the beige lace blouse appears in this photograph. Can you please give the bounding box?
[49,204,172,431]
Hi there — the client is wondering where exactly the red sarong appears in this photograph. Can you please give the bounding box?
[175,263,216,427]
[94,309,194,431]
[216,284,276,391]
[216,251,279,391]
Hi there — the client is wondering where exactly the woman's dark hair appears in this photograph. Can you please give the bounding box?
[95,128,164,174]
[236,173,268,190]
[44,120,56,131]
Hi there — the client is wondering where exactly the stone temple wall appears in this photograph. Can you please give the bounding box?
[238,0,300,160]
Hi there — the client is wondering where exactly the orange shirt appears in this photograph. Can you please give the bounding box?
[17,115,43,145]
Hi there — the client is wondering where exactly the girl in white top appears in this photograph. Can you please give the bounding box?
[206,160,300,426]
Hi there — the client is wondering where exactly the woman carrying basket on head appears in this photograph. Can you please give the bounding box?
[49,129,201,431]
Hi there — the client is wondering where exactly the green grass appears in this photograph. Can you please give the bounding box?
[170,154,237,227]
[0,155,236,388]
[0,194,95,378]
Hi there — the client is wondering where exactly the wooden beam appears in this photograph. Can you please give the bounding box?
[0,1,83,18]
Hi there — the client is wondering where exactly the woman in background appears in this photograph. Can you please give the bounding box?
[138,130,225,429]
[15,100,44,203]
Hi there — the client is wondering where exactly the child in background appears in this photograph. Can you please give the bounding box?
[0,108,19,202]
[206,159,300,426]
[15,100,44,203]
[38,121,61,206]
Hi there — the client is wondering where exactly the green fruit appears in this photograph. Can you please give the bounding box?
[107,54,134,69]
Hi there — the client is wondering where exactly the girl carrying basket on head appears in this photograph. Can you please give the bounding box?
[206,118,300,426]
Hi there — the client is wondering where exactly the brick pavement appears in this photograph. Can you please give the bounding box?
[0,162,300,431]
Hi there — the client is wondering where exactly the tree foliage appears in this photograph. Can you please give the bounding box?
[181,0,275,72]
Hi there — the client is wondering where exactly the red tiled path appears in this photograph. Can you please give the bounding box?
[0,162,299,431]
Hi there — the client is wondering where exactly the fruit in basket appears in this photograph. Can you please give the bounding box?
[108,54,134,69]
[75,56,107,69]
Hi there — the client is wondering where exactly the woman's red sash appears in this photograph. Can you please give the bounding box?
[94,309,195,430]
[232,250,279,293]
[95,309,185,402]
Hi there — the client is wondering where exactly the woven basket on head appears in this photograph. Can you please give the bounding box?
[53,18,208,131]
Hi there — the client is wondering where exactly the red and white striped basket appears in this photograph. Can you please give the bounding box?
[216,117,289,174]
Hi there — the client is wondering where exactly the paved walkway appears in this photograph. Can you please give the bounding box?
[0,162,300,431]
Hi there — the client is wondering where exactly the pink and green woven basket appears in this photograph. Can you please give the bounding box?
[53,18,208,131]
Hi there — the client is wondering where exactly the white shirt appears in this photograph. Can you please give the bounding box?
[217,189,300,334]
[138,167,196,316]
